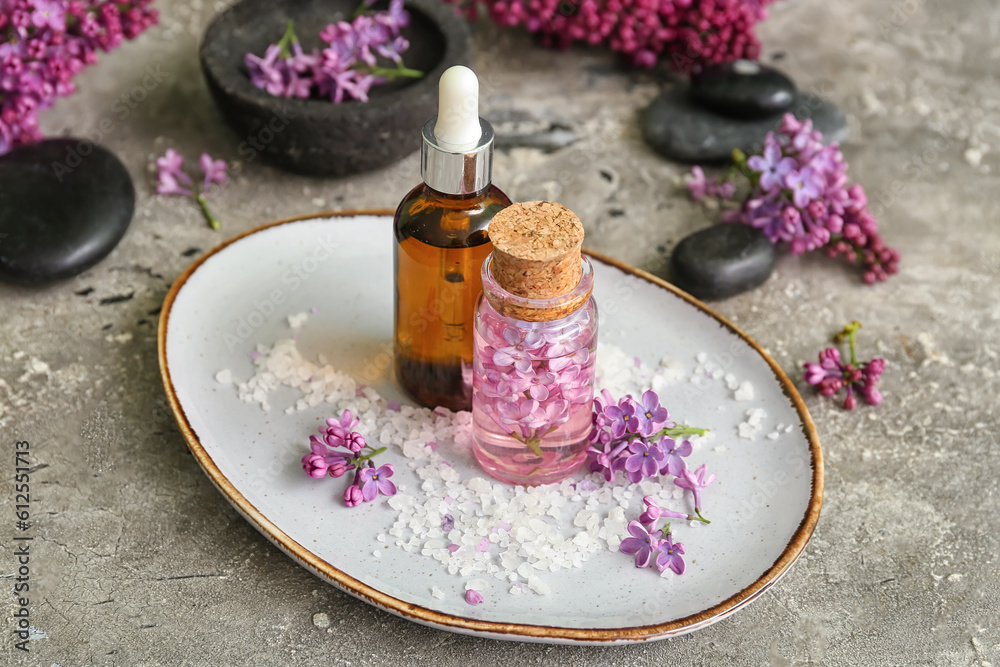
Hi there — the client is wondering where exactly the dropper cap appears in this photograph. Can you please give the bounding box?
[421,66,495,196]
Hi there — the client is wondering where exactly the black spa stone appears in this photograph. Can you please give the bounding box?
[691,60,796,119]
[200,0,472,176]
[642,85,848,164]
[670,223,775,300]
[0,139,135,286]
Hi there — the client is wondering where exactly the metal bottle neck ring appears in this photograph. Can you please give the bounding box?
[420,118,495,196]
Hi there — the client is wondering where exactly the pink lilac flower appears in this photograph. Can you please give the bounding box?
[638,496,687,530]
[199,153,227,190]
[674,464,716,511]
[0,0,158,155]
[446,0,773,72]
[301,453,328,478]
[619,520,660,568]
[156,170,193,197]
[492,328,544,373]
[546,340,589,371]
[803,321,885,410]
[465,589,484,605]
[343,479,364,507]
[655,534,686,575]
[525,371,556,401]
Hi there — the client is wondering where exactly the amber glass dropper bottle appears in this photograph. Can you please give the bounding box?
[393,66,511,411]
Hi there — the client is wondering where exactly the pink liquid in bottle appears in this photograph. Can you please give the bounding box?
[471,255,598,485]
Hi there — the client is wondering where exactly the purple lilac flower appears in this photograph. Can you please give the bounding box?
[604,397,640,439]
[635,389,672,436]
[245,44,285,96]
[619,520,660,568]
[586,438,628,482]
[624,440,665,481]
[784,166,824,208]
[748,136,797,192]
[674,464,716,511]
[246,5,415,104]
[358,463,396,501]
[655,534,686,575]
[465,589,484,605]
[685,113,899,284]
[657,437,692,477]
[441,514,455,531]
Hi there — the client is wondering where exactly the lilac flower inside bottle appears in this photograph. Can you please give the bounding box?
[471,201,598,485]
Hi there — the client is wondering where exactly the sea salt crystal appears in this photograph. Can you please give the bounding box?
[527,575,550,595]
[287,312,309,329]
[734,381,755,401]
[431,586,445,600]
[215,369,232,384]
[222,333,729,597]
[466,578,488,591]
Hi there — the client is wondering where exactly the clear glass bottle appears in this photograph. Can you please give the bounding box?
[393,66,510,411]
[471,204,598,485]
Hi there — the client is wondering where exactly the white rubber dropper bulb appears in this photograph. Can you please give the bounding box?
[433,65,482,150]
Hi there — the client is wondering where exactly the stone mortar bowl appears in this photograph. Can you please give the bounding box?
[200,0,472,176]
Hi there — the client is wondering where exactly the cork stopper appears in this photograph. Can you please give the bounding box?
[485,201,590,322]
[488,201,585,299]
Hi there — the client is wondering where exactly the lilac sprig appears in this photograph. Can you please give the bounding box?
[687,113,900,284]
[245,1,421,104]
[301,409,397,507]
[0,0,158,155]
[155,149,227,230]
[620,496,703,575]
[586,389,708,484]
[803,320,886,410]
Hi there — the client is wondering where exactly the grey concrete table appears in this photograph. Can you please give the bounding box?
[2,0,998,664]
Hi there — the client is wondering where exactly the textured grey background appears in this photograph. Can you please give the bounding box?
[2,0,999,664]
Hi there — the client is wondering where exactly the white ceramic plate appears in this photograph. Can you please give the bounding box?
[158,211,822,644]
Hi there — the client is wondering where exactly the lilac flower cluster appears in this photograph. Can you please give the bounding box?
[621,495,706,574]
[688,113,900,284]
[446,0,773,72]
[301,409,397,507]
[245,1,419,104]
[475,325,596,458]
[803,321,886,410]
[586,389,708,487]
[0,0,158,155]
[154,148,227,230]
